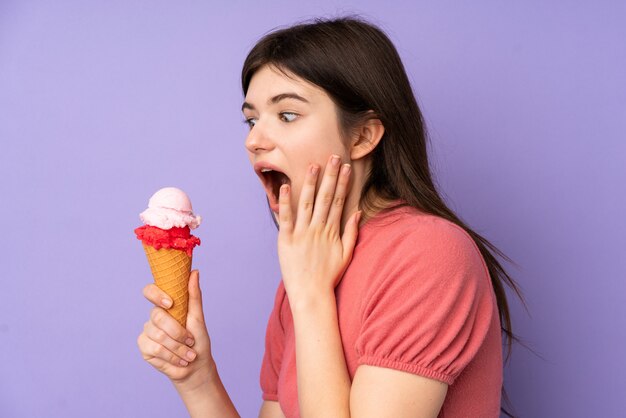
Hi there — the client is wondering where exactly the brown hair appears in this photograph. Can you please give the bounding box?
[242,15,525,416]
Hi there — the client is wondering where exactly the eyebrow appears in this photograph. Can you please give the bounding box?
[241,92,310,112]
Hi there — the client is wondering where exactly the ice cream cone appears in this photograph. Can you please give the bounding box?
[142,243,191,327]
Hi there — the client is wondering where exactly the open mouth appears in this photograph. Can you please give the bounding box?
[258,168,291,212]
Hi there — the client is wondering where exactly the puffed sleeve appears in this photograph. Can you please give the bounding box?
[260,281,287,401]
[355,219,495,385]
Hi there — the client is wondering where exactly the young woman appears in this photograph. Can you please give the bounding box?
[137,16,522,418]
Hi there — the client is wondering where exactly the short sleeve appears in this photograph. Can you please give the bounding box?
[260,282,287,401]
[355,219,495,385]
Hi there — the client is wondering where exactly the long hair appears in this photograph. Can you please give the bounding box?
[242,16,525,417]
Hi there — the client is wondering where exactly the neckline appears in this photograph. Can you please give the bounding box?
[359,200,416,232]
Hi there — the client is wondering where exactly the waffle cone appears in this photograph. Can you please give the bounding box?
[142,244,191,327]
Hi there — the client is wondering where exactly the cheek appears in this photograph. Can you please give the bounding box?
[295,121,346,160]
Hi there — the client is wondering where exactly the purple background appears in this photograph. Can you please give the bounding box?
[1,1,624,417]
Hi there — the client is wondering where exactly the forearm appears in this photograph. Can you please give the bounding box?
[291,291,351,418]
[173,363,240,418]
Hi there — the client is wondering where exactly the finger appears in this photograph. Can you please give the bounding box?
[143,283,174,309]
[295,164,319,228]
[342,211,362,264]
[326,163,351,228]
[311,154,342,226]
[144,320,197,364]
[137,331,191,367]
[142,348,168,370]
[150,306,195,347]
[186,270,205,330]
[278,184,294,234]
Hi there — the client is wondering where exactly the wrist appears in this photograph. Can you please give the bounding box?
[173,360,240,418]
[172,358,218,397]
[288,287,337,315]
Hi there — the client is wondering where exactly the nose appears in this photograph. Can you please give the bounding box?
[244,120,275,154]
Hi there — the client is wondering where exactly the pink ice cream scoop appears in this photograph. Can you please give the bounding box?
[140,187,202,230]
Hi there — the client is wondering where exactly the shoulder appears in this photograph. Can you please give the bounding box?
[361,206,484,269]
[354,207,498,385]
[352,205,493,309]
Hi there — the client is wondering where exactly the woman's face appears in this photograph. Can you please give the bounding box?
[242,65,351,217]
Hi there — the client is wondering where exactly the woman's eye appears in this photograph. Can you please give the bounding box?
[280,112,298,122]
[243,117,257,129]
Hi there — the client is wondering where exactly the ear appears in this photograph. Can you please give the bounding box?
[349,115,385,161]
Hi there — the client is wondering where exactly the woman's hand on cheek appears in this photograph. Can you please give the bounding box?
[277,154,361,307]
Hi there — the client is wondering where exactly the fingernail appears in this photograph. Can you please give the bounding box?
[280,184,289,196]
[186,337,195,347]
[341,164,351,175]
[356,211,362,224]
[186,350,196,361]
[161,299,172,308]
[310,165,319,175]
[331,155,340,166]
[179,359,189,366]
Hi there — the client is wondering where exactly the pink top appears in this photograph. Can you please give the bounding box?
[260,205,503,417]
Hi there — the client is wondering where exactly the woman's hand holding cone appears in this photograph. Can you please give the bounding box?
[137,270,216,392]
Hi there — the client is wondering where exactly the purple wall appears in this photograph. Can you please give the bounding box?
[1,1,624,417]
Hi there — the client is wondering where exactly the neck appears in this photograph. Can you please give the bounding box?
[341,157,397,234]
